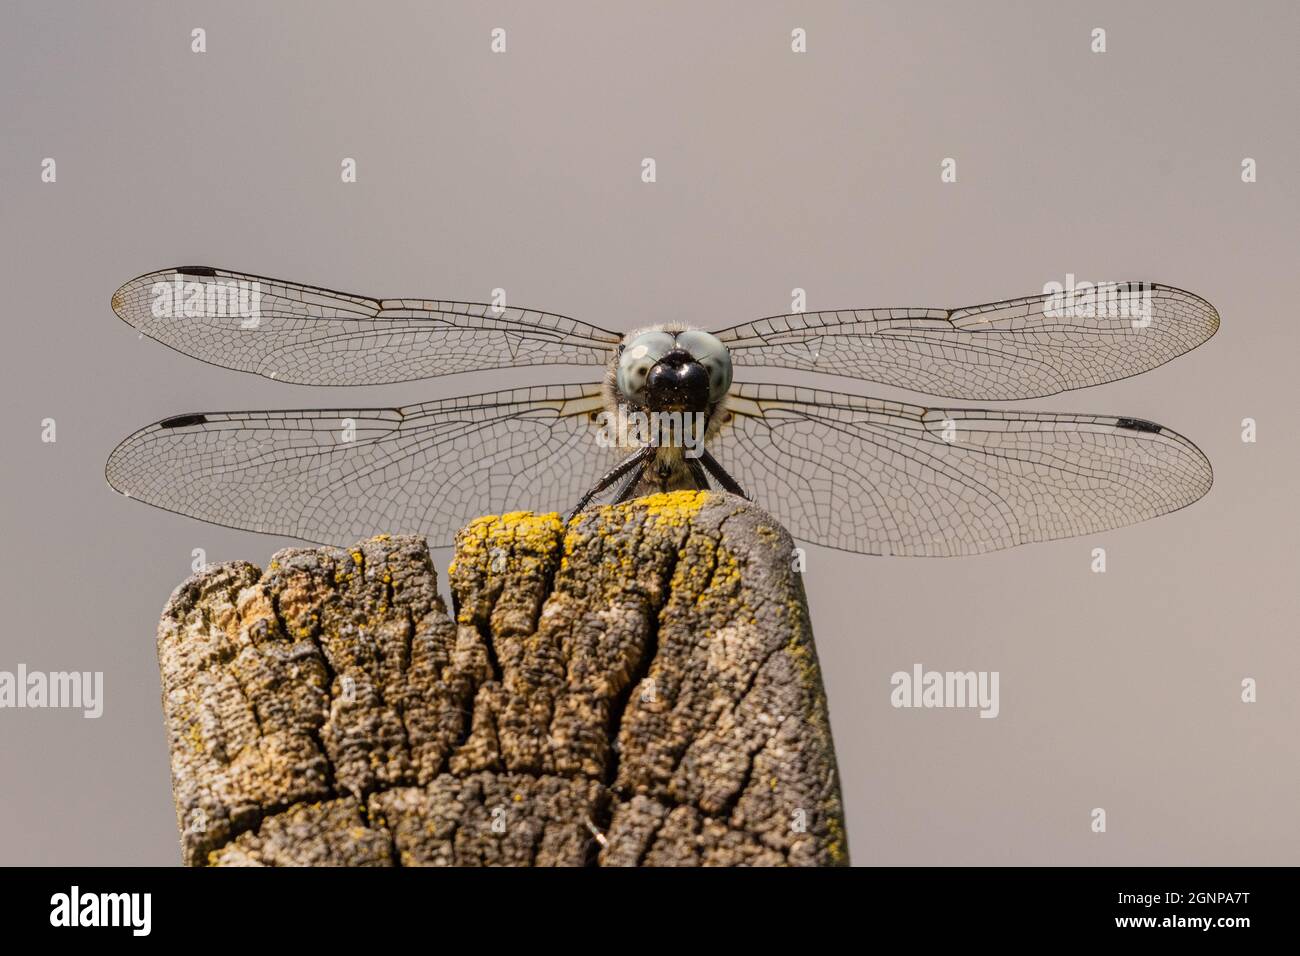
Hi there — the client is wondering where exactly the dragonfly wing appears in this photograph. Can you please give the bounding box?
[112,267,621,385]
[710,383,1212,556]
[717,283,1218,399]
[105,383,618,547]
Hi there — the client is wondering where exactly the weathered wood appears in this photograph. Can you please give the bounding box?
[156,491,849,866]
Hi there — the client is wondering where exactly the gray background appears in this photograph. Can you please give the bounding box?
[1,0,1296,865]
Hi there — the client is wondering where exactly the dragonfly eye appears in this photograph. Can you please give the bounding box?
[675,329,732,402]
[616,331,676,402]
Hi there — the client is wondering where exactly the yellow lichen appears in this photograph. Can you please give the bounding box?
[455,511,564,583]
[638,490,707,526]
[495,510,564,550]
[785,635,820,691]
[825,814,848,865]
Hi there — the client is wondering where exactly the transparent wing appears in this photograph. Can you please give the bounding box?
[716,283,1218,400]
[711,383,1212,556]
[105,384,617,547]
[112,267,621,385]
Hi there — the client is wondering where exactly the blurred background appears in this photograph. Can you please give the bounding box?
[1,0,1296,864]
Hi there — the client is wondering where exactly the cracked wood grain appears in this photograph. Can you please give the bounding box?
[156,491,849,866]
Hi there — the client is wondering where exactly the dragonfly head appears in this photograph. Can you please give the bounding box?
[645,346,710,410]
[616,328,732,412]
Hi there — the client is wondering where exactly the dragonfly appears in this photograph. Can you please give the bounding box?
[105,267,1217,556]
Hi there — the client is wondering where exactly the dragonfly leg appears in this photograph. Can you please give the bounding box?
[700,449,749,499]
[563,447,651,523]
[609,463,648,505]
[687,457,710,492]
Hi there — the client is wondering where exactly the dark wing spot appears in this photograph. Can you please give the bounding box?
[177,266,218,277]
[160,413,209,429]
[1114,416,1162,434]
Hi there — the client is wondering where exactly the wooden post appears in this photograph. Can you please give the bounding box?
[156,491,848,866]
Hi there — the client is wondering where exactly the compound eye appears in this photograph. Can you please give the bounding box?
[675,329,733,402]
[616,330,676,401]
